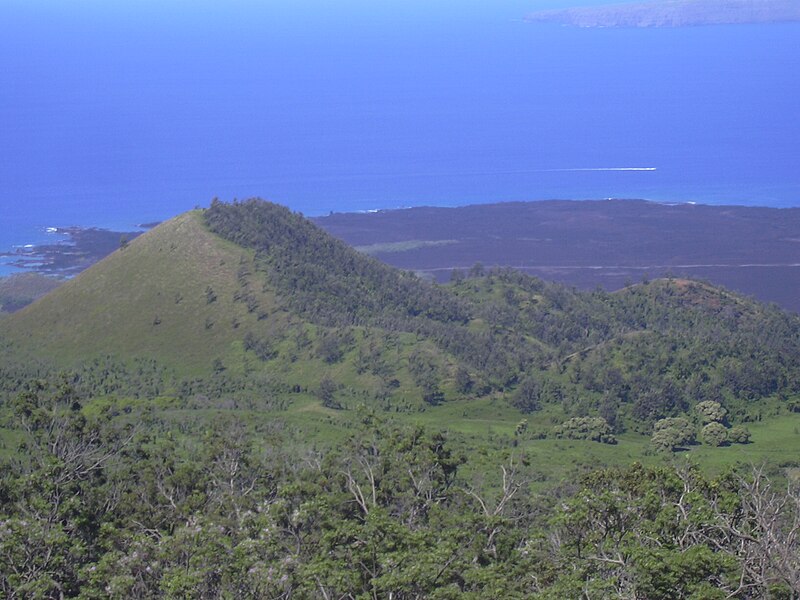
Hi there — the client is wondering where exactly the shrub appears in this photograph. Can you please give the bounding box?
[695,400,728,424]
[701,422,729,447]
[651,417,695,452]
[554,416,616,444]
[728,425,751,444]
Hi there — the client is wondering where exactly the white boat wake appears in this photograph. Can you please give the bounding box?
[539,167,657,172]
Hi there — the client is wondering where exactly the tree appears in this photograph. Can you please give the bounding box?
[511,376,541,413]
[549,464,741,599]
[651,417,695,452]
[468,262,485,278]
[316,331,349,364]
[1,380,138,597]
[708,467,800,597]
[728,425,751,444]
[701,422,728,446]
[553,416,616,444]
[454,366,472,394]
[316,375,340,409]
[695,400,728,424]
[422,387,444,406]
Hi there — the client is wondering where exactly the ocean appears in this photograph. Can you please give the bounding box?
[2,0,799,273]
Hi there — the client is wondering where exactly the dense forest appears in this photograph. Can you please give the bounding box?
[2,199,800,597]
[1,387,799,598]
[205,200,800,432]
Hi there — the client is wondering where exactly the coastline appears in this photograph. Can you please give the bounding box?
[0,226,144,276]
[4,198,800,313]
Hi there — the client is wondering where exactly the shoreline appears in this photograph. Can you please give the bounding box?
[0,226,144,276]
[3,197,800,280]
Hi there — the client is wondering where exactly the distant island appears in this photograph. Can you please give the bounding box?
[525,0,800,28]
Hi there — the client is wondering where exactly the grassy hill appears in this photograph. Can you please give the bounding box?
[0,273,62,313]
[0,204,472,408]
[3,198,800,434]
[1,211,283,375]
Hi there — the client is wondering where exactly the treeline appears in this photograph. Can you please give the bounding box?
[450,269,800,428]
[204,200,800,429]
[205,199,470,328]
[0,347,294,411]
[1,386,799,598]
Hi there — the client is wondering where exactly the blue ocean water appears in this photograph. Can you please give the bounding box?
[2,0,799,273]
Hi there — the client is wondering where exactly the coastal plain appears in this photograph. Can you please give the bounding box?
[5,199,800,313]
[315,200,800,312]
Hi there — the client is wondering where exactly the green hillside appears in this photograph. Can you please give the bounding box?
[0,273,62,313]
[4,199,800,432]
[4,200,800,597]
[0,204,472,408]
[1,211,284,375]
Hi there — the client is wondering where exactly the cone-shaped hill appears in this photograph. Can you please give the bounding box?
[4,198,800,427]
[0,209,286,374]
[2,200,466,366]
[0,200,484,407]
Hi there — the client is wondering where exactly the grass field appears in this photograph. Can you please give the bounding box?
[3,387,798,493]
[121,395,800,486]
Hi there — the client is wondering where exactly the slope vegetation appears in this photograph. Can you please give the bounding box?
[3,199,800,432]
[1,211,283,375]
[0,273,62,313]
[0,203,478,408]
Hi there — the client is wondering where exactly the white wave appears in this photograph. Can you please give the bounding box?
[540,167,657,172]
